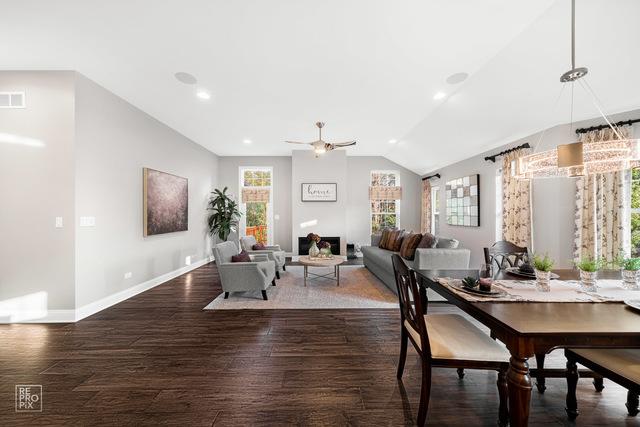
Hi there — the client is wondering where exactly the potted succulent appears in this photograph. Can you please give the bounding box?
[615,256,640,290]
[575,256,601,292]
[307,233,321,258]
[532,253,554,292]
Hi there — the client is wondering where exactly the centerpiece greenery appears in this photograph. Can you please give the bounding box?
[532,253,554,292]
[613,253,640,290]
[207,187,241,242]
[575,256,601,292]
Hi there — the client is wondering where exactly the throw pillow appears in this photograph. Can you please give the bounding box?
[252,243,266,250]
[436,237,460,249]
[390,230,407,252]
[417,233,438,249]
[231,250,251,262]
[399,233,422,260]
[378,228,394,249]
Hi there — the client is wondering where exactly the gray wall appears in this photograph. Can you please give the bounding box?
[0,71,77,316]
[217,156,292,252]
[74,74,218,308]
[346,156,422,248]
[428,110,640,268]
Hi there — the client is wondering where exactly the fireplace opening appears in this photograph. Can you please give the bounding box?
[298,236,341,255]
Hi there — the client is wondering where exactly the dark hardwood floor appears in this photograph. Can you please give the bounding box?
[0,262,637,426]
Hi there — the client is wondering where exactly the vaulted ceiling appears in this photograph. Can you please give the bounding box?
[2,0,639,174]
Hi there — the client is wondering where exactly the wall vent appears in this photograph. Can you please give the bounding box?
[0,92,25,108]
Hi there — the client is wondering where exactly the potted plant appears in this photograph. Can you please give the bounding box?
[318,240,333,258]
[207,187,241,243]
[615,256,640,290]
[575,256,600,292]
[532,253,554,292]
[307,233,321,258]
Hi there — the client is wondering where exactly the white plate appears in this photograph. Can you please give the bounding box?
[624,300,640,311]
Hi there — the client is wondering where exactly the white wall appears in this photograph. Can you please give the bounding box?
[428,110,640,268]
[74,74,218,308]
[217,156,292,252]
[292,150,348,255]
[0,71,76,318]
[346,156,422,248]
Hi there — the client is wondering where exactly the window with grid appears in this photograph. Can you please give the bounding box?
[632,169,640,256]
[240,167,272,244]
[370,171,400,234]
[431,186,440,235]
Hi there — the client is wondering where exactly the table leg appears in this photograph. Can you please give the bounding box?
[337,265,340,286]
[507,354,532,426]
[304,266,307,287]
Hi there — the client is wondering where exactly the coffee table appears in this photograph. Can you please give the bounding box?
[298,256,345,286]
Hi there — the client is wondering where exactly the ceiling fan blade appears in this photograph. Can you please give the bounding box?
[285,141,310,145]
[332,141,357,147]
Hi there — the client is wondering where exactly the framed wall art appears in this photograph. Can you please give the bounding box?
[445,174,479,227]
[143,168,188,236]
[301,183,337,202]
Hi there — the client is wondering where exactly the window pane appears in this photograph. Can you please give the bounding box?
[246,202,268,243]
[633,212,640,257]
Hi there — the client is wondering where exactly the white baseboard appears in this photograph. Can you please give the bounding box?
[1,256,214,324]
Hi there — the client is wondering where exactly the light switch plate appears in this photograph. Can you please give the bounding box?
[55,217,63,228]
[79,216,96,227]
[124,272,133,279]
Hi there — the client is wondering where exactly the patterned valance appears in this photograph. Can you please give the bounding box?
[242,188,270,203]
[369,186,402,200]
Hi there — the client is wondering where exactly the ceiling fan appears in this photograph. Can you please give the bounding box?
[286,122,356,157]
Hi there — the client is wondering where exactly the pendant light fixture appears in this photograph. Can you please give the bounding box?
[516,0,639,179]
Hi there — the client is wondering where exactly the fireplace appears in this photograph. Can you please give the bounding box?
[298,236,341,255]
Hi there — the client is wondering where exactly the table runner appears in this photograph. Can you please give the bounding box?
[436,278,640,303]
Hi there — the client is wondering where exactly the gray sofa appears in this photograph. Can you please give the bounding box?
[362,234,470,299]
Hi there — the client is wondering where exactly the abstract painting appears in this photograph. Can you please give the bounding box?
[143,168,188,236]
[445,174,480,227]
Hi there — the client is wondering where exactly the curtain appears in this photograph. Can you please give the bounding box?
[420,179,431,234]
[241,188,270,203]
[502,148,532,247]
[369,186,402,200]
[573,126,632,263]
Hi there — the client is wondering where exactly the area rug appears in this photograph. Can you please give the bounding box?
[203,265,398,310]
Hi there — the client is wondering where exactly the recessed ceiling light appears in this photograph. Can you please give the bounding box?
[433,91,447,100]
[446,72,469,85]
[174,72,197,85]
[243,139,252,144]
[388,139,398,144]
[196,90,211,100]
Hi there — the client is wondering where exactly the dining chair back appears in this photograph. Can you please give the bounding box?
[484,240,529,270]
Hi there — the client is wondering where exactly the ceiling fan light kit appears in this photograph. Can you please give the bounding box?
[286,122,356,157]
[516,0,639,179]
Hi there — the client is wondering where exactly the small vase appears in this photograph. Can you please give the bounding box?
[579,270,598,292]
[320,247,332,258]
[622,269,640,290]
[308,241,320,258]
[534,269,551,292]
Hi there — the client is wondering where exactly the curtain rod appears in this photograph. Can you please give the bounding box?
[484,143,531,163]
[422,173,440,181]
[575,118,640,135]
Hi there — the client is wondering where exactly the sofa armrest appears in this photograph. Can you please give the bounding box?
[413,248,471,270]
[249,254,270,262]
[263,245,281,251]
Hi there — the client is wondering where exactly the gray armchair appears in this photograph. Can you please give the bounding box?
[240,235,286,279]
[213,241,276,300]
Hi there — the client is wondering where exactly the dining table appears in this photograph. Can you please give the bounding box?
[414,268,640,427]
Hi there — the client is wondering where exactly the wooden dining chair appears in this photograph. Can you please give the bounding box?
[483,240,529,270]
[392,254,511,426]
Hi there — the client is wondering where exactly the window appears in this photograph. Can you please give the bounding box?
[370,171,400,233]
[239,167,273,244]
[632,169,640,256]
[496,168,503,242]
[431,186,440,235]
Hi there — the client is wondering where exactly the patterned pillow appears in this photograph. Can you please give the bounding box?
[417,233,438,249]
[231,250,251,262]
[399,233,422,260]
[378,228,394,249]
[390,230,407,252]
